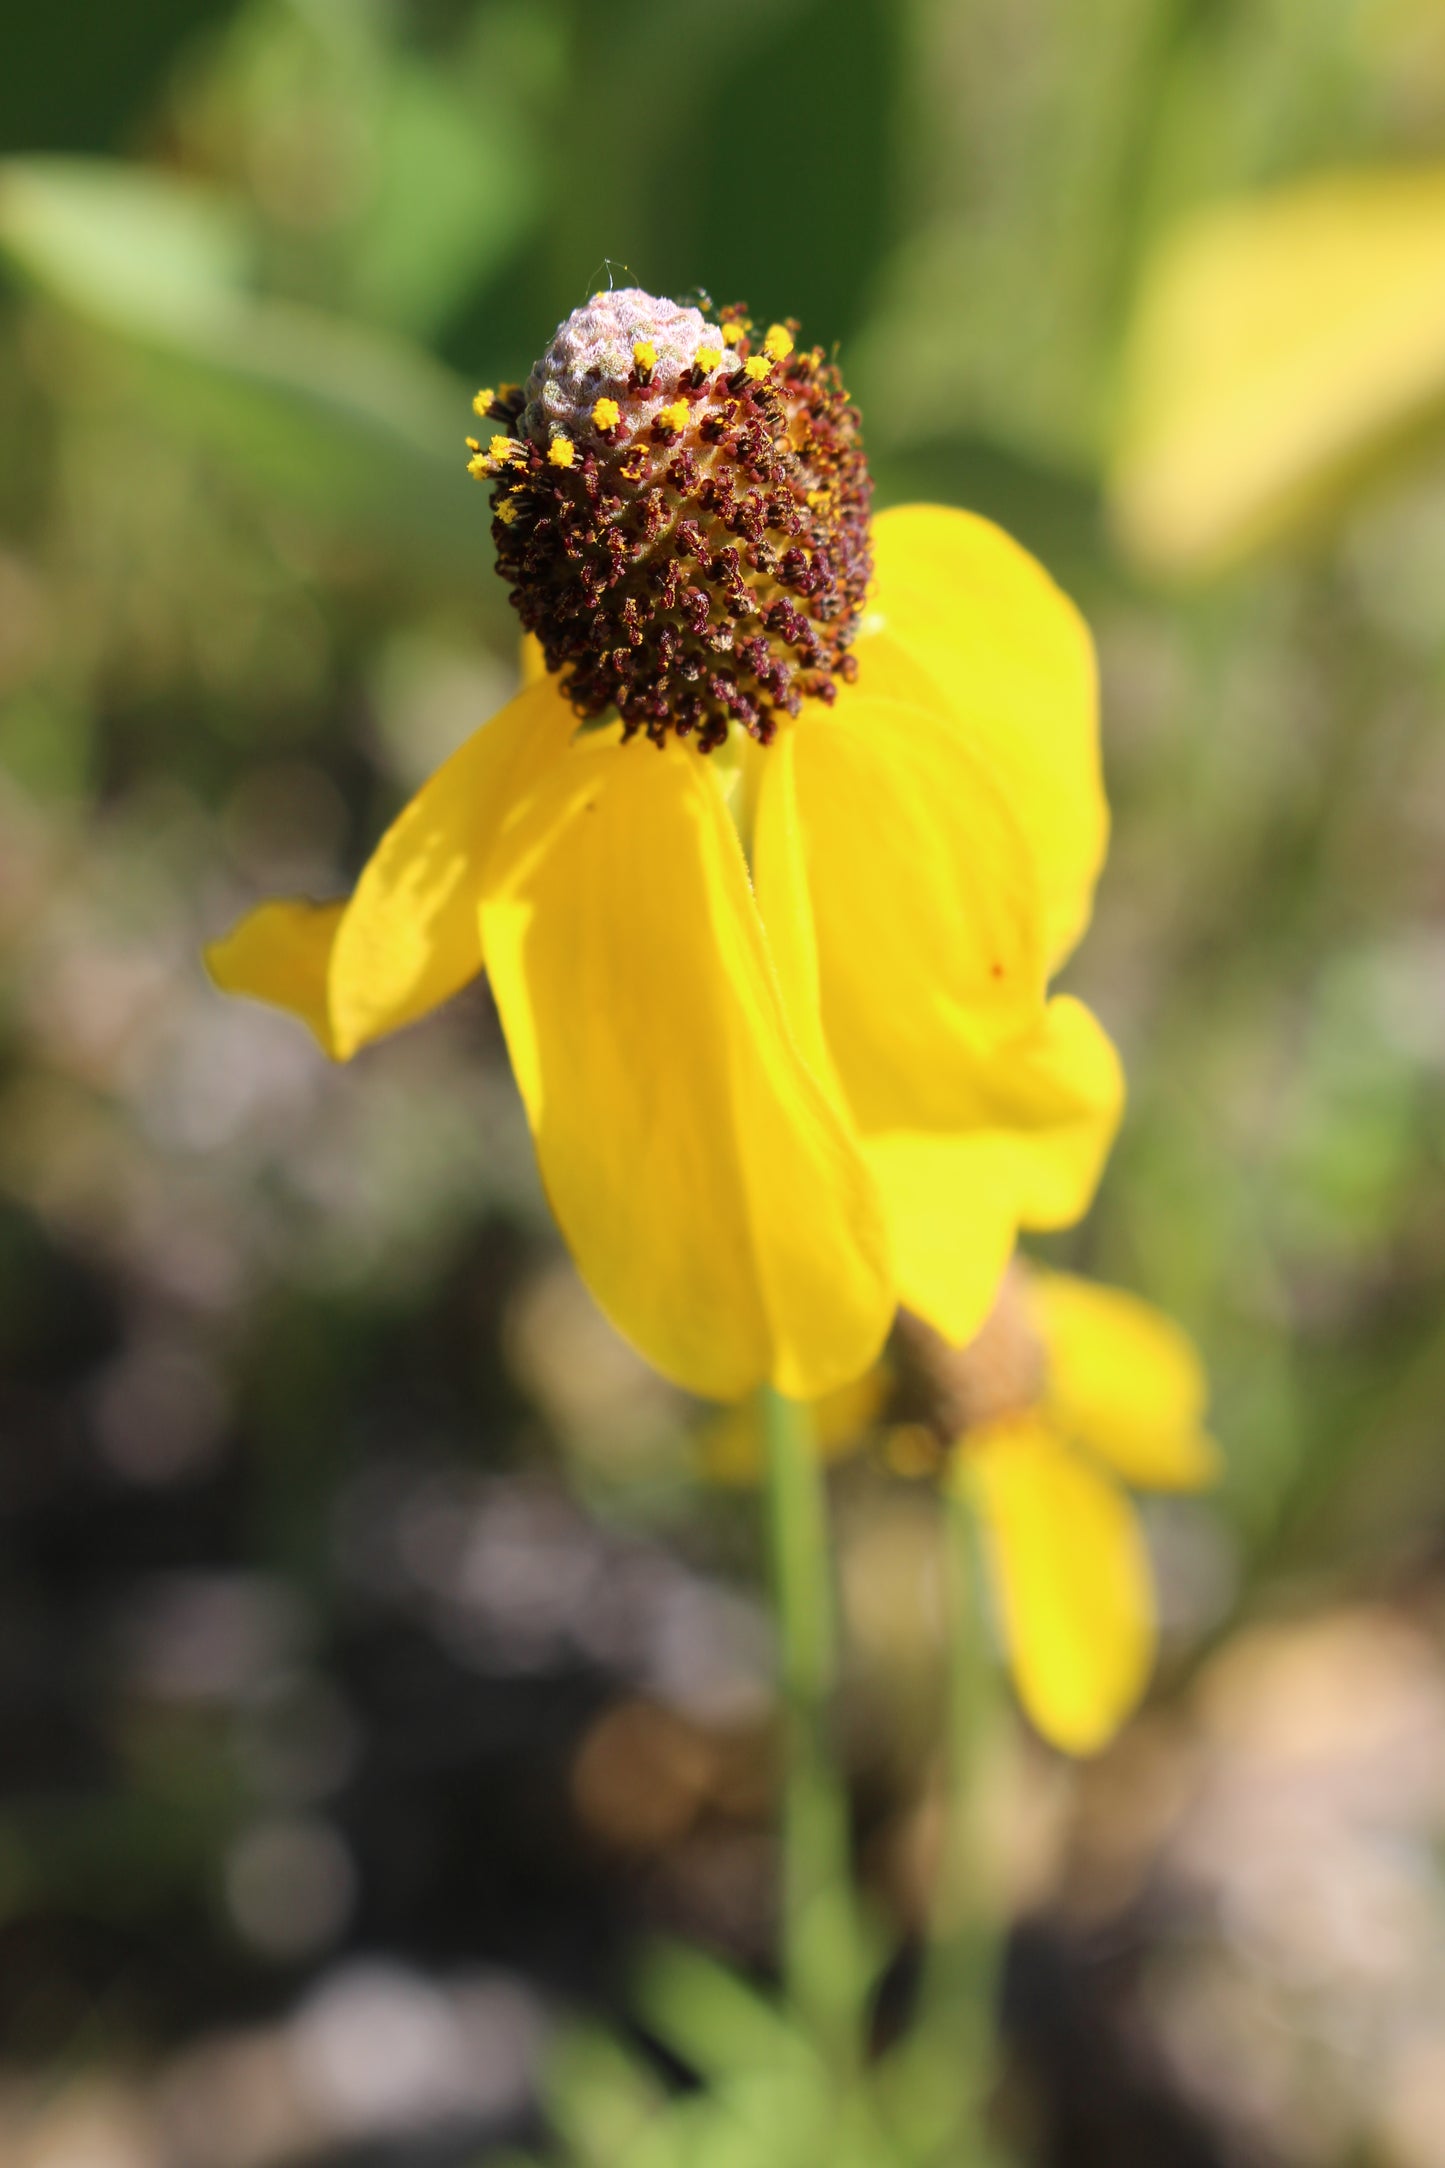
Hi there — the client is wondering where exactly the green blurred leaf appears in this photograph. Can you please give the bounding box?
[348,60,532,338]
[631,1942,816,2086]
[852,0,1174,470]
[545,2026,670,2168]
[0,157,489,576]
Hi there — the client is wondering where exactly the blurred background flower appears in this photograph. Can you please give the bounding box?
[1,2,1444,2164]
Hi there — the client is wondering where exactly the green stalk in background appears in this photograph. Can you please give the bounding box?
[883,1485,1008,2165]
[760,1384,868,2075]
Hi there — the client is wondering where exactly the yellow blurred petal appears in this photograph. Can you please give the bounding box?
[759,694,1045,1136]
[961,1418,1155,1754]
[860,505,1107,970]
[1027,1268,1218,1491]
[861,996,1125,1346]
[1112,165,1445,575]
[479,734,894,1403]
[520,633,549,686]
[327,676,576,1059]
[205,898,346,1056]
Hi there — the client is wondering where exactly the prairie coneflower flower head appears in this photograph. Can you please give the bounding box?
[893,1269,1218,1753]
[208,288,1121,1403]
[475,292,871,749]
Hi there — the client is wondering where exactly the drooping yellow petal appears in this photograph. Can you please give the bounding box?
[1111,165,1445,575]
[1026,1268,1218,1491]
[865,1132,1020,1348]
[205,898,347,1057]
[960,1417,1155,1755]
[860,505,1106,970]
[755,694,1045,1136]
[209,677,577,1058]
[977,993,1125,1230]
[327,676,576,1058]
[859,996,1124,1346]
[520,632,549,686]
[748,727,838,1092]
[479,732,894,1403]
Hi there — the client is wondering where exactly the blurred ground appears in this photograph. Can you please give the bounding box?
[2,2,1444,2164]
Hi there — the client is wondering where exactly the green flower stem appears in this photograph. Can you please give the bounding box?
[760,1383,866,2071]
[893,1483,1008,2164]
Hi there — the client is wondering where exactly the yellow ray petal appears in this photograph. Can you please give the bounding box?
[479,734,894,1403]
[865,1132,1019,1348]
[1026,1268,1218,1491]
[960,1417,1155,1754]
[1111,164,1445,575]
[327,676,577,1059]
[860,505,1106,970]
[758,695,1045,1137]
[980,993,1125,1230]
[205,898,347,1057]
[748,727,838,1091]
[860,996,1124,1347]
[209,678,577,1058]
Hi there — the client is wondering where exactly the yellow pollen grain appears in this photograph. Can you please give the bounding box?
[465,436,481,452]
[743,354,773,381]
[591,396,621,431]
[806,486,830,508]
[496,496,519,525]
[694,345,721,372]
[633,338,657,372]
[763,324,794,360]
[489,433,520,463]
[657,400,690,432]
[721,322,745,347]
[472,386,496,416]
[548,436,576,468]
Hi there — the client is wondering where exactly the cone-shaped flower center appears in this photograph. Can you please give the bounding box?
[468,288,873,750]
[892,1272,1049,1447]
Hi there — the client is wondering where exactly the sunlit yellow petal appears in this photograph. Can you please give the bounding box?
[865,1132,1019,1347]
[479,734,893,1402]
[327,676,576,1058]
[1027,1269,1218,1490]
[207,679,577,1059]
[960,1417,1155,1754]
[860,996,1124,1347]
[979,994,1124,1230]
[758,695,1045,1135]
[748,727,838,1091]
[1112,165,1445,575]
[205,898,346,1056]
[860,505,1106,969]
